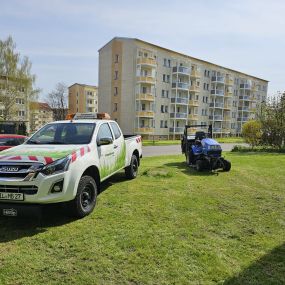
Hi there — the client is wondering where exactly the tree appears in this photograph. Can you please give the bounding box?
[242,120,262,148]
[0,36,38,121]
[259,92,285,149]
[46,82,68,121]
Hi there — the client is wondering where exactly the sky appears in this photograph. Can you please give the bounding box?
[0,0,284,100]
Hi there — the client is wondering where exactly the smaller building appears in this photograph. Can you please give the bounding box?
[30,102,53,132]
[68,83,98,114]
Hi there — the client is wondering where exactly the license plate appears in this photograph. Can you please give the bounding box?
[0,192,24,201]
[3,208,17,216]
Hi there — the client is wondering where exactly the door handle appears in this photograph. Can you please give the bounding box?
[114,145,118,149]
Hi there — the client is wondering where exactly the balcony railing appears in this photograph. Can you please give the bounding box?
[172,82,189,90]
[136,111,154,117]
[209,115,223,121]
[225,77,234,86]
[137,58,157,66]
[136,76,155,84]
[209,102,224,108]
[213,127,222,132]
[189,100,199,106]
[172,66,190,75]
[211,89,224,96]
[190,70,200,78]
[188,114,198,120]
[170,97,188,105]
[238,106,250,111]
[136,93,155,101]
[237,117,249,122]
[170,112,188,119]
[135,127,154,134]
[189,85,200,92]
[169,127,184,133]
[224,104,231,109]
[211,76,225,83]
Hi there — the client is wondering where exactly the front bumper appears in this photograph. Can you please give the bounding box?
[0,171,77,205]
[0,202,42,217]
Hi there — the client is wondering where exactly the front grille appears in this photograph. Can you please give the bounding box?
[0,185,38,195]
[0,162,43,180]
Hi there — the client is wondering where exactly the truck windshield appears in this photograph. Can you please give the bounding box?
[27,123,95,145]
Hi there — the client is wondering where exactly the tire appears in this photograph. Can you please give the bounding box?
[223,160,231,172]
[125,154,138,179]
[196,160,204,172]
[69,175,97,218]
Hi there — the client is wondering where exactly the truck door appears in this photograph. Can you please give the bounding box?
[110,122,126,170]
[96,123,115,179]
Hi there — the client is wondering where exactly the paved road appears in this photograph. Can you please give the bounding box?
[142,143,248,157]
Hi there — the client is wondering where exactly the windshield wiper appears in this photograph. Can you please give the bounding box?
[46,141,65,144]
[26,140,40,144]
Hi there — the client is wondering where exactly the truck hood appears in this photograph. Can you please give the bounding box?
[0,144,83,165]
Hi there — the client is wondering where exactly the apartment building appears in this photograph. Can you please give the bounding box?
[98,37,268,138]
[29,102,53,132]
[68,83,98,114]
[0,75,30,133]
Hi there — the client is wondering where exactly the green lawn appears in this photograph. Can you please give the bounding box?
[143,137,244,146]
[0,153,284,284]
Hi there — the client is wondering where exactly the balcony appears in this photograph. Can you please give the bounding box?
[188,114,198,120]
[190,70,200,79]
[209,102,224,108]
[211,76,225,84]
[137,58,157,67]
[224,104,231,110]
[136,93,155,101]
[136,111,154,117]
[172,66,190,75]
[170,97,188,105]
[223,116,231,121]
[135,127,154,134]
[170,112,187,119]
[136,76,155,84]
[225,76,234,86]
[209,115,223,121]
[189,100,199,107]
[213,127,222,132]
[225,89,233,97]
[189,85,200,93]
[240,83,251,90]
[211,89,224,96]
[172,82,189,90]
[237,117,249,122]
[169,127,184,133]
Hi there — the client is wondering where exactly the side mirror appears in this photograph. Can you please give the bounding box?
[97,137,113,146]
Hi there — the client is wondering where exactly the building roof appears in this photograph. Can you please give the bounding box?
[68,83,98,89]
[30,101,52,111]
[98,37,269,83]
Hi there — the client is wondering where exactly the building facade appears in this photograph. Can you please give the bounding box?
[98,37,268,138]
[0,75,30,133]
[29,102,53,132]
[68,83,98,114]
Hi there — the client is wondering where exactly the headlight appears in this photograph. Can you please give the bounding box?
[40,156,71,176]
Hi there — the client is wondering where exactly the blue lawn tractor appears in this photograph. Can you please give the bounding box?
[181,124,231,172]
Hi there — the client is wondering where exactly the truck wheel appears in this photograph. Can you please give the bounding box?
[69,175,97,218]
[125,154,138,179]
[223,160,231,172]
[196,160,204,172]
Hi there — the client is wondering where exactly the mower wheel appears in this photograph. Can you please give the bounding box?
[196,160,204,172]
[223,159,231,171]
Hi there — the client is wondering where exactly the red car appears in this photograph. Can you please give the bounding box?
[0,134,27,151]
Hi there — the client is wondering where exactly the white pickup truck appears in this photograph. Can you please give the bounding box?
[0,113,142,218]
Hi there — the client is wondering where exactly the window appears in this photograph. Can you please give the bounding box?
[115,54,119,63]
[163,58,167,66]
[114,71,118,80]
[203,83,206,90]
[163,74,166,82]
[166,90,169,98]
[114,103,118,112]
[168,59,171,67]
[142,86,147,94]
[114,87,118,96]
[204,70,207,77]
[142,103,146,111]
[110,122,122,139]
[161,90,165,97]
[167,75,170,83]
[97,123,113,143]
[164,120,168,128]
[165,106,168,113]
[160,120,164,128]
[18,110,25,117]
[161,105,164,113]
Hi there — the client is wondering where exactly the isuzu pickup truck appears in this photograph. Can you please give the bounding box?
[0,113,142,218]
